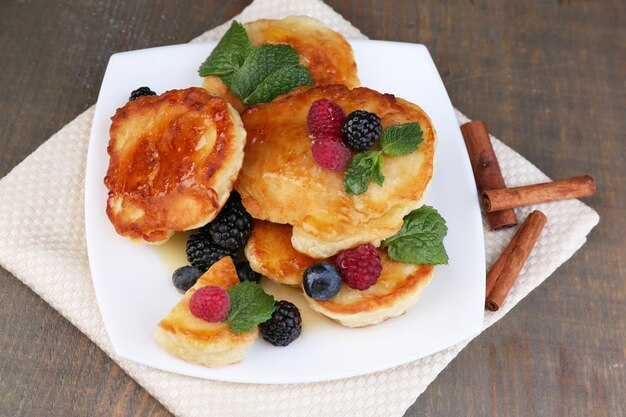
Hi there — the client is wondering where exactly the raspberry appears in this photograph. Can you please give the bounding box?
[311,136,351,172]
[341,110,383,151]
[335,243,382,290]
[189,286,230,322]
[307,99,345,138]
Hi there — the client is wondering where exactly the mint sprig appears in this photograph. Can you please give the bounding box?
[241,63,312,105]
[226,281,275,334]
[379,122,424,156]
[381,205,449,265]
[230,44,299,103]
[198,21,253,87]
[343,151,384,195]
[198,21,312,105]
[343,122,423,195]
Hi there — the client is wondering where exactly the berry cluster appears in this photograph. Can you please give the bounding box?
[185,192,253,275]
[307,99,351,172]
[307,99,383,172]
[177,192,255,291]
[303,243,383,301]
[174,192,302,347]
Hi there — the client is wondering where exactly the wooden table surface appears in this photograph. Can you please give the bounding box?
[1,1,624,416]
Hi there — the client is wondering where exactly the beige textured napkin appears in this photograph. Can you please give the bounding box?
[0,0,599,416]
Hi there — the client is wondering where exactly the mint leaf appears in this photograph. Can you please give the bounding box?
[230,44,302,102]
[198,21,312,104]
[387,240,449,265]
[243,63,312,105]
[342,122,424,195]
[198,21,254,84]
[371,152,385,186]
[379,122,423,156]
[343,151,384,195]
[382,206,449,265]
[383,206,448,246]
[226,281,275,334]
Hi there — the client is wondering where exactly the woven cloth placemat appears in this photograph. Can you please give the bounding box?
[0,1,599,416]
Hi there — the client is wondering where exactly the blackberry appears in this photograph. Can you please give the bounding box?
[129,86,156,101]
[226,190,243,208]
[202,196,253,250]
[260,300,302,346]
[235,261,261,283]
[186,232,237,273]
[172,265,202,292]
[341,110,383,151]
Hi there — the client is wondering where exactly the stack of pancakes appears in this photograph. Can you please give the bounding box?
[105,16,436,367]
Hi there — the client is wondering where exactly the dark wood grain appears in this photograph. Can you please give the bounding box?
[0,1,624,416]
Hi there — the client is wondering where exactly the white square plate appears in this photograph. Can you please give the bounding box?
[85,40,485,383]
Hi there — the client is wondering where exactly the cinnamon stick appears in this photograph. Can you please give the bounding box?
[482,175,596,212]
[460,121,518,230]
[485,230,521,297]
[485,210,547,311]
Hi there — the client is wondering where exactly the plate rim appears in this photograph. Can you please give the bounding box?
[84,38,485,384]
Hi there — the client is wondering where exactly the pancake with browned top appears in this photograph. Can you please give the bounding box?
[105,88,246,244]
[244,220,434,327]
[203,16,360,111]
[154,257,258,367]
[236,84,436,258]
[245,219,321,286]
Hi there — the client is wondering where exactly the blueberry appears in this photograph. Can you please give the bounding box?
[303,262,342,300]
[172,266,202,292]
[236,261,261,283]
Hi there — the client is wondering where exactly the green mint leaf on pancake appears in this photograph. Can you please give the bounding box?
[387,240,449,265]
[342,122,424,195]
[226,281,275,334]
[343,150,384,195]
[231,44,304,102]
[241,63,313,105]
[198,21,254,84]
[371,151,385,186]
[379,122,423,156]
[382,205,449,265]
[198,21,312,104]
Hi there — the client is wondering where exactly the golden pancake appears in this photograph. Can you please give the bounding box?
[306,256,434,328]
[203,16,360,111]
[105,88,246,244]
[236,85,436,258]
[245,219,321,286]
[154,257,258,367]
[244,220,434,327]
